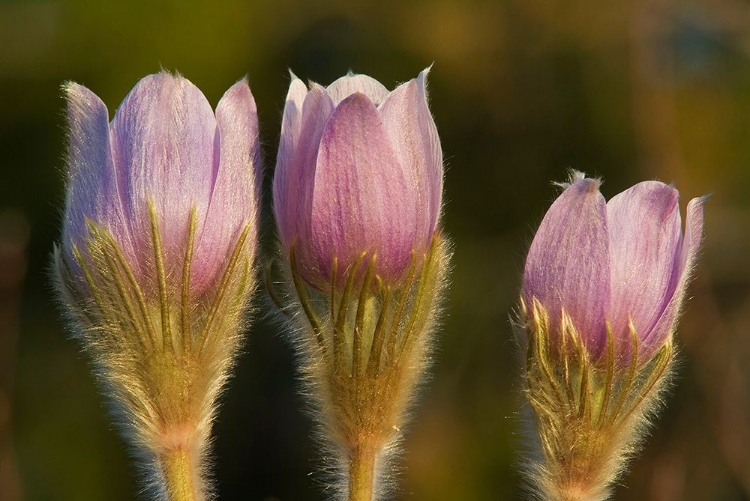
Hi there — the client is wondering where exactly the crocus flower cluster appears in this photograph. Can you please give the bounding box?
[272,69,449,501]
[55,72,261,501]
[519,172,704,501]
[53,66,707,501]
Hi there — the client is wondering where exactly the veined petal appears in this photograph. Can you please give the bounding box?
[640,196,705,361]
[326,73,390,106]
[110,72,217,284]
[311,93,417,283]
[523,176,610,357]
[194,79,260,297]
[607,181,681,358]
[379,68,442,246]
[273,84,334,254]
[63,83,133,267]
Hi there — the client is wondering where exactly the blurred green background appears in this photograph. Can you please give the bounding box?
[1,0,749,499]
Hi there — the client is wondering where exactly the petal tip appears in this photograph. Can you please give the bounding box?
[224,77,254,103]
[419,64,434,81]
[62,80,84,96]
[64,82,108,124]
[572,175,602,194]
[337,91,378,111]
[693,193,712,205]
[553,170,599,192]
[64,81,98,103]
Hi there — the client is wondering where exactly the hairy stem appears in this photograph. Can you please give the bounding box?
[160,448,201,501]
[348,444,376,501]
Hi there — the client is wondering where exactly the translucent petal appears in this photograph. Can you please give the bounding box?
[326,73,390,106]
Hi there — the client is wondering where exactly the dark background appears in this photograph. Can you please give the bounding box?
[1,0,749,499]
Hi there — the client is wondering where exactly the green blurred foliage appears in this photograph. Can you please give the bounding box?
[1,0,750,499]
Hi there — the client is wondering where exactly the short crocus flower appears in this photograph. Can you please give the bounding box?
[523,172,704,366]
[54,72,261,501]
[517,171,704,501]
[273,69,442,289]
[271,70,450,501]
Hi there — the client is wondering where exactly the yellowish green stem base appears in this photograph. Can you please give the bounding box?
[348,445,376,501]
[160,448,200,501]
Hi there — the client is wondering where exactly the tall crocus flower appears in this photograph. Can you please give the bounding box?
[271,69,450,501]
[54,72,261,501]
[518,171,704,501]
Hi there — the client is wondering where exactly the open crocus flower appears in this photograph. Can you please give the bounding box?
[273,69,442,289]
[55,72,261,501]
[523,171,704,365]
[518,171,704,501]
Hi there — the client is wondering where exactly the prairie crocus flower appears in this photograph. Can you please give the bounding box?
[274,69,442,289]
[518,172,704,501]
[271,69,450,501]
[54,72,261,501]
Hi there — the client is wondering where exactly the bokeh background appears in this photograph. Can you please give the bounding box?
[1,0,749,499]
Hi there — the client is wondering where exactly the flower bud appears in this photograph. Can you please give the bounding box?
[270,70,450,501]
[273,69,442,289]
[517,171,704,501]
[54,72,261,500]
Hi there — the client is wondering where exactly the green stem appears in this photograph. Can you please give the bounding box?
[348,445,376,501]
[160,448,200,501]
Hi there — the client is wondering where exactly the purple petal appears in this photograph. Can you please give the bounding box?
[310,93,417,283]
[110,72,217,284]
[640,196,705,361]
[326,74,390,106]
[63,83,133,267]
[273,84,334,253]
[193,79,260,297]
[607,182,681,360]
[523,176,610,358]
[379,69,442,246]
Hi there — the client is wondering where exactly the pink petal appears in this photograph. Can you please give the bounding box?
[379,68,442,248]
[193,78,260,297]
[326,73,390,106]
[523,175,610,358]
[273,84,335,254]
[640,196,705,361]
[110,72,218,284]
[276,75,308,181]
[310,93,417,283]
[607,181,681,361]
[63,83,133,267]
